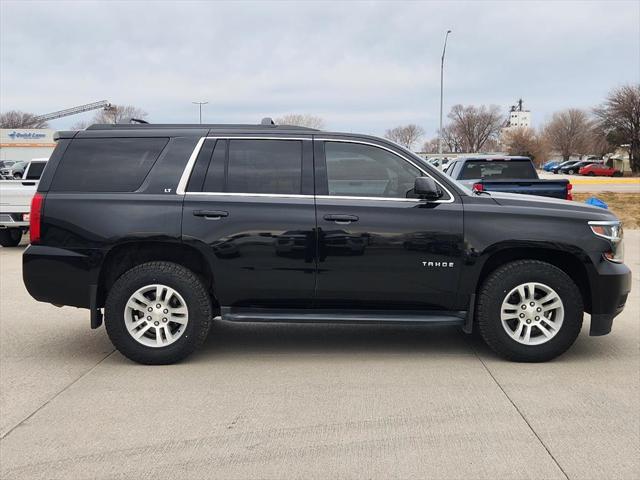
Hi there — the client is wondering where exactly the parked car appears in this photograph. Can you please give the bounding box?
[557,159,604,175]
[0,160,17,170]
[579,163,623,177]
[542,161,560,172]
[0,159,48,246]
[550,160,576,174]
[425,158,451,170]
[23,122,630,364]
[0,160,26,179]
[444,156,572,199]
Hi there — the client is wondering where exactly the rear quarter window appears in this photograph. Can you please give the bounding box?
[50,137,168,192]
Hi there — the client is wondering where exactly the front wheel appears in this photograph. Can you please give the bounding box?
[0,228,22,247]
[105,261,212,364]
[477,260,583,362]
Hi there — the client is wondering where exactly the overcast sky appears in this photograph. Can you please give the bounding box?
[1,0,639,138]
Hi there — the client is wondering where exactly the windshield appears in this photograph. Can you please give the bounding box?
[459,160,537,180]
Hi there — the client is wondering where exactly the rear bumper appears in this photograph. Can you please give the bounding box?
[0,212,29,228]
[23,244,99,308]
[588,258,632,336]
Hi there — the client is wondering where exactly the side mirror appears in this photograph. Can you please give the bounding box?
[414,177,443,200]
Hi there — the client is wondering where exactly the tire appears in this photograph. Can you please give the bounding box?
[567,169,575,175]
[13,173,22,179]
[0,228,22,247]
[587,172,595,176]
[105,261,212,364]
[477,260,583,362]
[613,171,623,177]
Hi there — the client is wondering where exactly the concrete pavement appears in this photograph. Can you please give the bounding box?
[0,234,638,479]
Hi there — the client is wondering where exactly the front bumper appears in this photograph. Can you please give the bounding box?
[588,257,632,336]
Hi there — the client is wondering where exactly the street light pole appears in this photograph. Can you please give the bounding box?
[192,101,208,124]
[438,30,452,154]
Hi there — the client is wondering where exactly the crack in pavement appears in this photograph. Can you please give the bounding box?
[468,340,570,480]
[0,349,116,440]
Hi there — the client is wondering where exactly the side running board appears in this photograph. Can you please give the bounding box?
[220,307,466,326]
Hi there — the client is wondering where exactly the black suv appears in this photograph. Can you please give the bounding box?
[23,122,631,364]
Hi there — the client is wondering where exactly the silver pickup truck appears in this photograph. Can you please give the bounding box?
[0,159,47,247]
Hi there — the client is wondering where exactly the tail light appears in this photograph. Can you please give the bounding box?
[472,183,483,193]
[29,192,44,243]
[566,183,573,201]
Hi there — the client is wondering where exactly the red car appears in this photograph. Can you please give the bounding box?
[579,163,623,177]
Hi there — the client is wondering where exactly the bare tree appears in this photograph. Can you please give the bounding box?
[594,84,640,173]
[384,124,425,149]
[502,127,549,167]
[543,109,591,161]
[0,110,49,128]
[421,138,439,154]
[440,124,464,153]
[92,105,148,124]
[70,120,90,130]
[588,123,616,159]
[276,114,325,129]
[447,104,503,152]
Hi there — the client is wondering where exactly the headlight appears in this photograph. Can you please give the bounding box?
[589,220,624,263]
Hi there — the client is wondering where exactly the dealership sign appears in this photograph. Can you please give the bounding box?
[8,131,47,139]
[0,129,56,149]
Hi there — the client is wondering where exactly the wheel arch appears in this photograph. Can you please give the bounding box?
[97,240,218,310]
[475,245,593,314]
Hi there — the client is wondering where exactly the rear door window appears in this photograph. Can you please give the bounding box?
[50,137,168,192]
[225,139,302,195]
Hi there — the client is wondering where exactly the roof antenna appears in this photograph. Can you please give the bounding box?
[261,117,275,125]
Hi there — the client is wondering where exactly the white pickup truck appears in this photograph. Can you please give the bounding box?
[0,159,47,247]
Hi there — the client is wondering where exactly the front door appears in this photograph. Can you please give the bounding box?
[181,136,316,308]
[313,138,464,311]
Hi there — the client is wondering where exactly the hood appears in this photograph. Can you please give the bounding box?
[486,191,618,222]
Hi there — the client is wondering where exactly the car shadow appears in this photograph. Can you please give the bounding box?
[197,319,477,359]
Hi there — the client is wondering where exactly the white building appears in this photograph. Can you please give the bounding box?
[501,99,532,141]
[0,129,56,163]
[507,109,531,128]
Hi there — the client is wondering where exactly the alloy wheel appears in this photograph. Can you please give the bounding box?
[124,284,189,348]
[500,282,564,345]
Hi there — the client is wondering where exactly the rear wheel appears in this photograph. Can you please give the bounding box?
[0,228,22,247]
[567,169,575,174]
[613,171,623,177]
[477,260,583,362]
[105,261,212,364]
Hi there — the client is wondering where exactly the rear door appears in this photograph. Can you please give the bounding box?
[180,135,316,308]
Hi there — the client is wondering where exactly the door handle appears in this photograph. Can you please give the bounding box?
[324,214,359,225]
[193,209,229,219]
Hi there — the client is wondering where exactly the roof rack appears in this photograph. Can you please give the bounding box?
[85,122,319,131]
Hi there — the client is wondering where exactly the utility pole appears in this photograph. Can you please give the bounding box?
[438,30,452,154]
[192,101,208,124]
